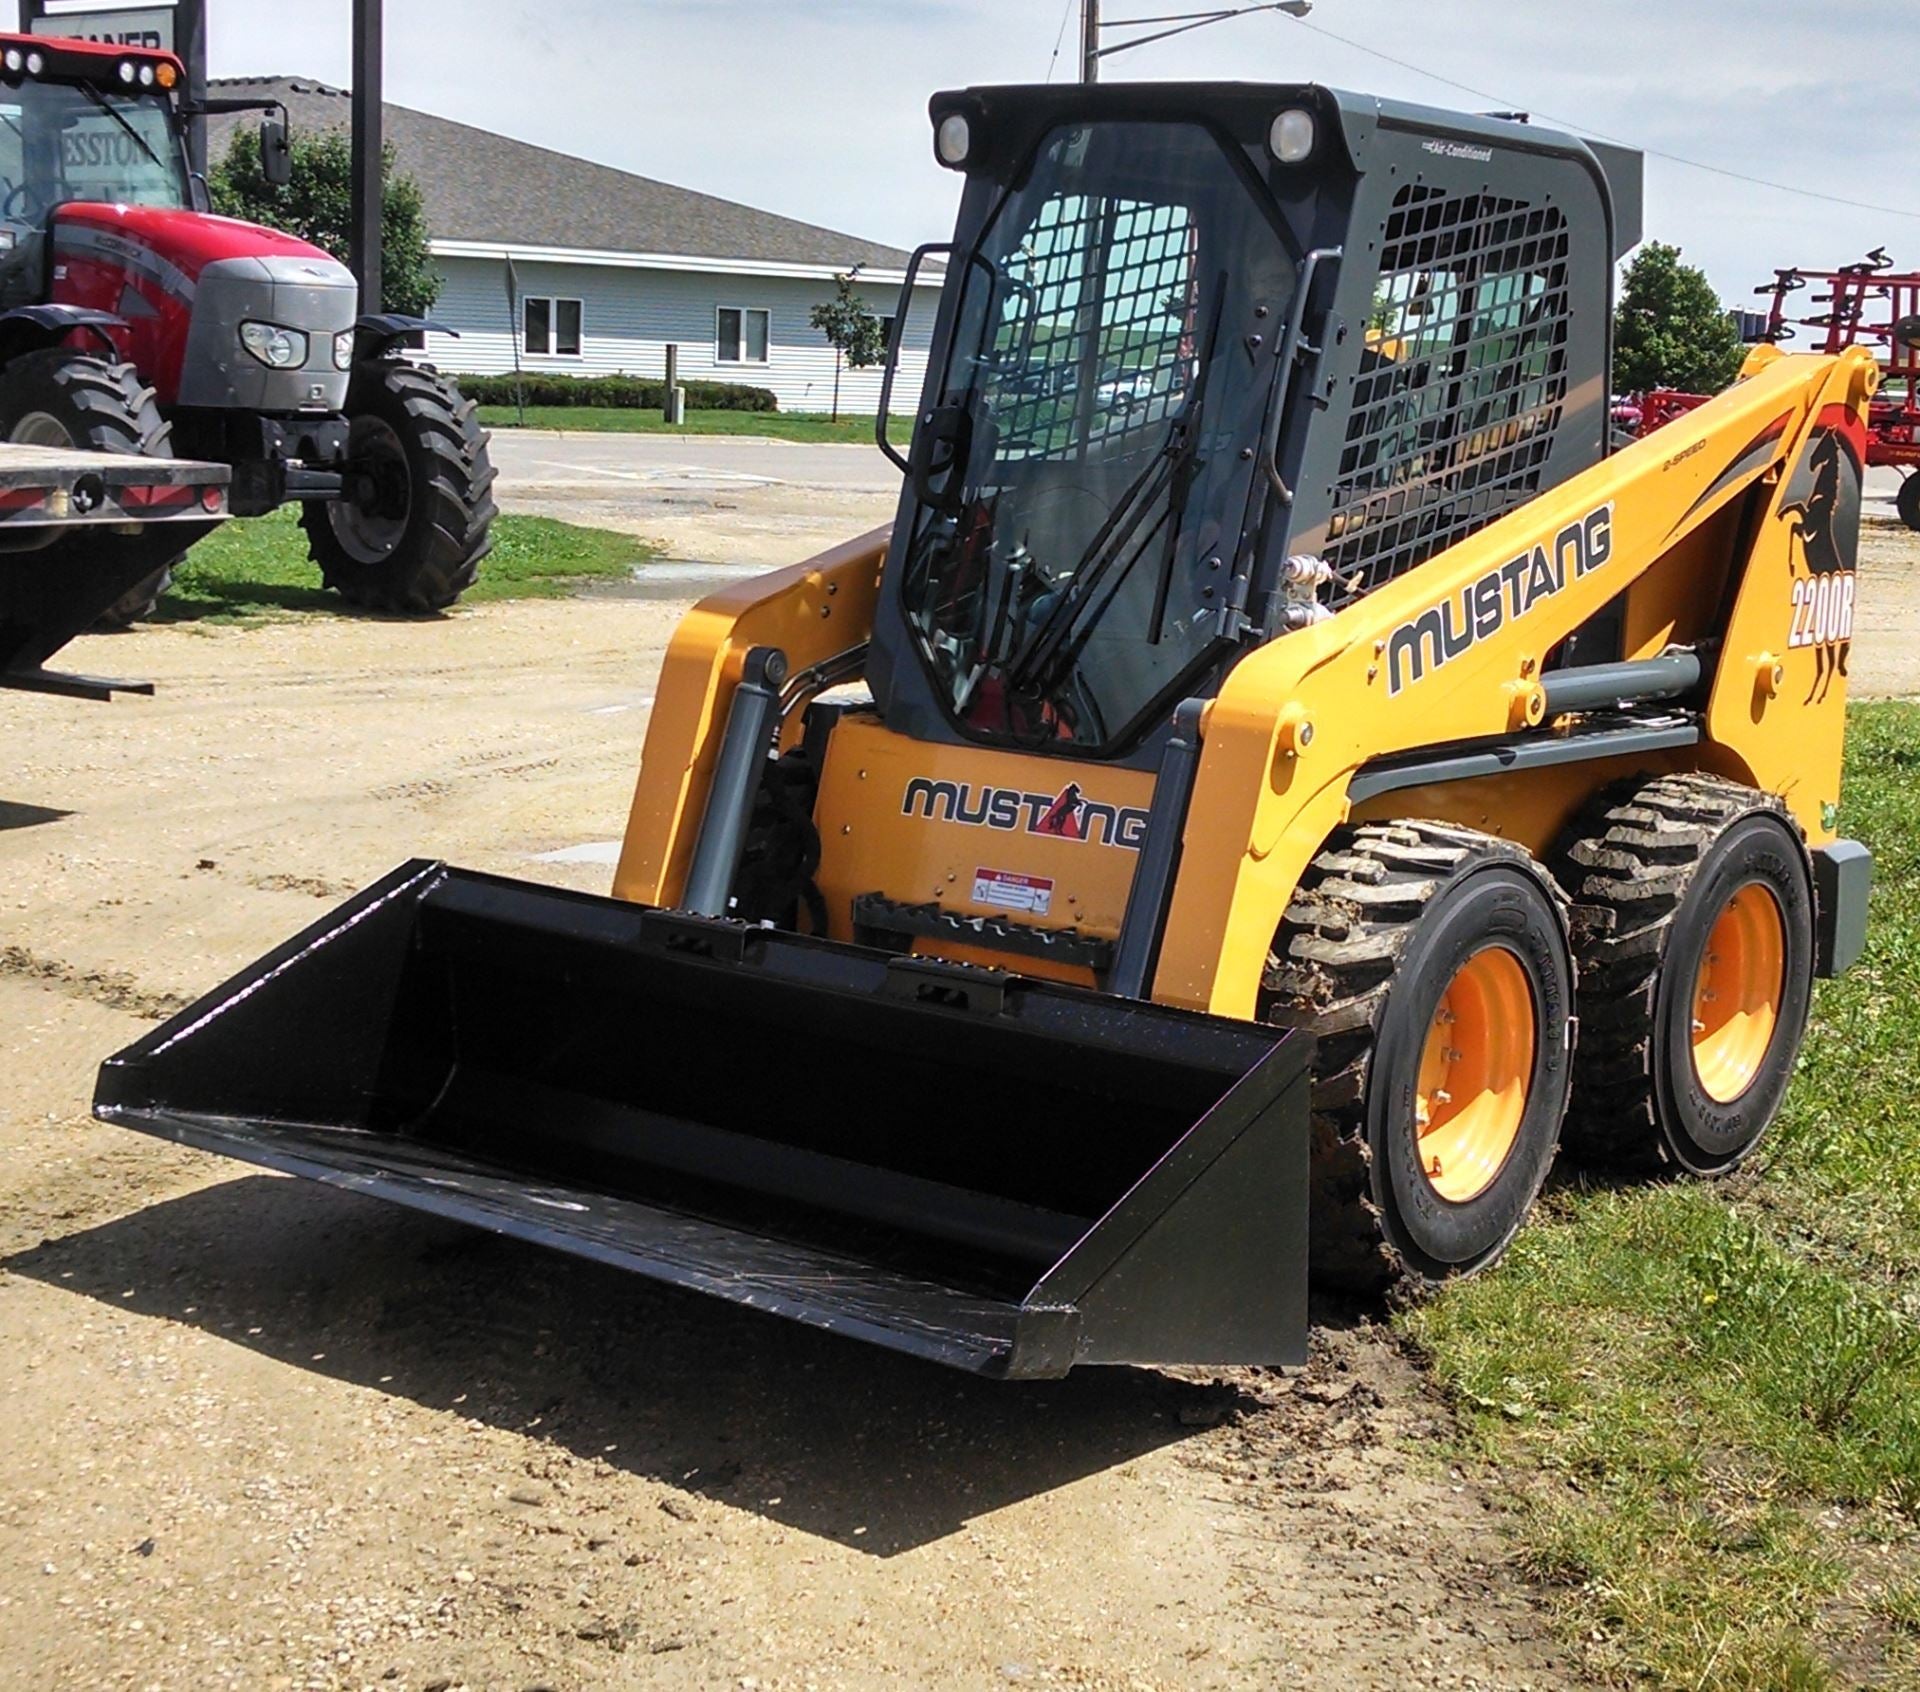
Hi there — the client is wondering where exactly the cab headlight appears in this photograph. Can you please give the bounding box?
[333,329,356,370]
[1270,107,1316,164]
[239,321,309,369]
[935,112,971,168]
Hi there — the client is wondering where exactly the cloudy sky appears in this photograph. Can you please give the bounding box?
[168,0,1918,303]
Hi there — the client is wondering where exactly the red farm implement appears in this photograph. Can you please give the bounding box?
[1757,249,1920,528]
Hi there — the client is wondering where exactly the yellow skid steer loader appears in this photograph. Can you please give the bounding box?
[97,84,1873,1378]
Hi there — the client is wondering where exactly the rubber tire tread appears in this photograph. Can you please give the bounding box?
[1261,818,1569,1294]
[1553,773,1802,1172]
[302,360,498,613]
[0,349,180,629]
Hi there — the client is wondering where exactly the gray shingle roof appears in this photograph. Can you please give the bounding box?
[205,78,915,271]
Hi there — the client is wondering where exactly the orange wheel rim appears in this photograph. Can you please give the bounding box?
[1415,946,1536,1204]
[1691,884,1785,1104]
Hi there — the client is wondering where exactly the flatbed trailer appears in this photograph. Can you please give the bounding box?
[0,442,229,700]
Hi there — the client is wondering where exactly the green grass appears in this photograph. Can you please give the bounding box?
[152,506,657,623]
[1405,701,1920,1689]
[478,404,912,447]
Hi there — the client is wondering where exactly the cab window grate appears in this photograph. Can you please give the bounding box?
[983,191,1201,461]
[1324,185,1571,607]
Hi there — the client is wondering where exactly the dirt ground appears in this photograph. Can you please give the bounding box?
[4,507,1920,1692]
[0,600,1579,1691]
[1854,516,1920,698]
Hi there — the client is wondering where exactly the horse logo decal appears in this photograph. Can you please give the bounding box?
[1778,420,1861,704]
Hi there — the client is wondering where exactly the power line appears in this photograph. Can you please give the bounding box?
[1045,0,1077,82]
[1293,17,1920,226]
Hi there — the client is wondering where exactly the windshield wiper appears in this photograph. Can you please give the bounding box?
[1004,270,1230,696]
[1001,432,1179,696]
[74,83,170,182]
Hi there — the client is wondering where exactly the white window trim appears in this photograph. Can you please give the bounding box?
[523,295,585,358]
[716,304,772,366]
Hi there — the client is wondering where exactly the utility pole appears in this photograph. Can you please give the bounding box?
[1081,0,1101,83]
[349,0,383,313]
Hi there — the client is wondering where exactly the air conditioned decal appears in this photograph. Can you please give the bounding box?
[902,778,1150,851]
[1386,502,1614,695]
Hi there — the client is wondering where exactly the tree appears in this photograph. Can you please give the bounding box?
[1611,241,1745,396]
[210,127,439,318]
[809,271,887,420]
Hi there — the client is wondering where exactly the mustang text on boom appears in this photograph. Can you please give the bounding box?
[1387,503,1614,695]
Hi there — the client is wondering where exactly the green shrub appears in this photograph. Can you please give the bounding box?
[451,372,777,412]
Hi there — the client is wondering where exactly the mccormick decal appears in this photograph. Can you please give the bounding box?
[1387,503,1614,695]
[902,778,1150,851]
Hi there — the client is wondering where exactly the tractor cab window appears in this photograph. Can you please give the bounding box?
[0,79,186,225]
[899,120,1294,753]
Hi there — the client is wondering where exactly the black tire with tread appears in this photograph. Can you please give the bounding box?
[1897,472,1920,533]
[301,359,497,613]
[1554,773,1816,1175]
[1262,819,1575,1293]
[0,349,180,629]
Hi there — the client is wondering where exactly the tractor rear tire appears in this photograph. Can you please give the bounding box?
[1262,820,1575,1292]
[0,349,180,628]
[1555,774,1815,1174]
[302,360,497,613]
[1897,472,1920,533]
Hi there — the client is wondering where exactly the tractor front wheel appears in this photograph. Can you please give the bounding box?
[1897,472,1920,533]
[302,360,497,613]
[1263,820,1575,1291]
[0,348,179,628]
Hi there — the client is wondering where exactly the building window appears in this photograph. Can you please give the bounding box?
[717,306,770,364]
[878,315,897,350]
[523,296,583,357]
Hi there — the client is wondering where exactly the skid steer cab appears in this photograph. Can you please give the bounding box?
[0,33,495,624]
[100,83,1875,1382]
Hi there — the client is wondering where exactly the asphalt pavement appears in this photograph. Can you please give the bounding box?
[486,427,902,498]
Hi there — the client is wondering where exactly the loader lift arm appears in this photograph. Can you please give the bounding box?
[1155,344,1875,1016]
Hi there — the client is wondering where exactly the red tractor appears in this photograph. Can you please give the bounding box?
[0,30,494,622]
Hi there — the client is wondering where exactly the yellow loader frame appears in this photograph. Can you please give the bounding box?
[616,345,1874,1019]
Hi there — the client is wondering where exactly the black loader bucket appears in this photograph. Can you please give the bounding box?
[95,863,1312,1378]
